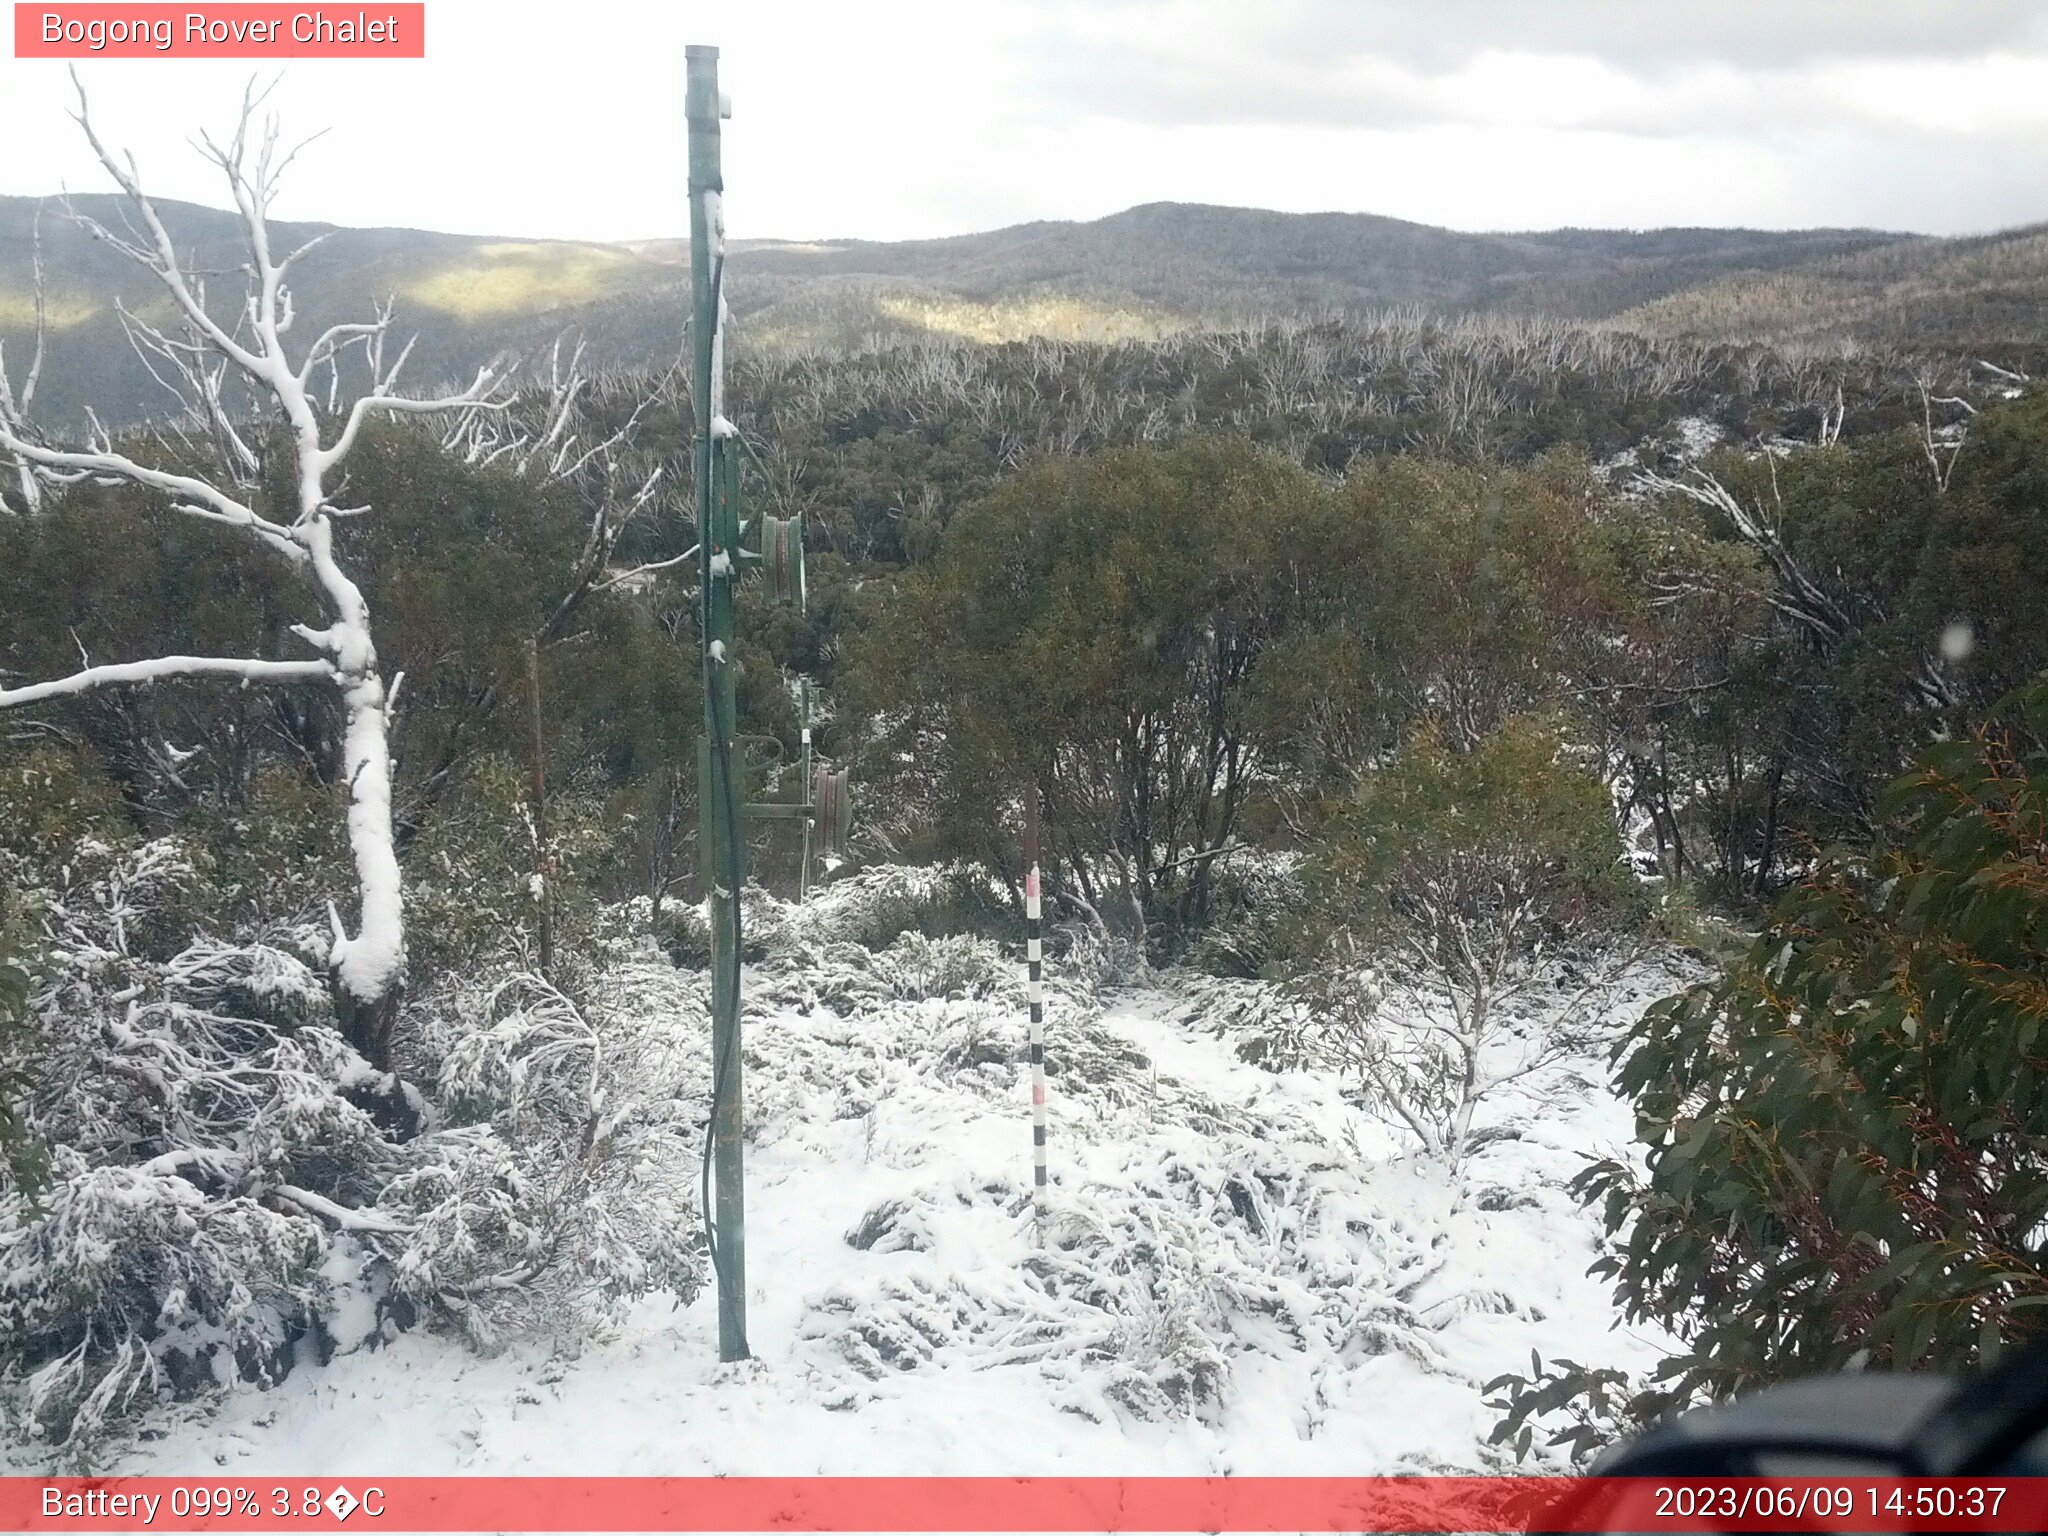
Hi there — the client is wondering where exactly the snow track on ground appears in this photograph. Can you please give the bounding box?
[82,952,1689,1477]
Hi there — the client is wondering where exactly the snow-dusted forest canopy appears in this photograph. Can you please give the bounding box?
[3,84,2048,1479]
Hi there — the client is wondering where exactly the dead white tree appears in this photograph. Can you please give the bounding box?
[1914,370,1974,495]
[440,336,676,642]
[1638,459,1976,721]
[0,77,510,1070]
[1635,463,1854,653]
[0,210,49,515]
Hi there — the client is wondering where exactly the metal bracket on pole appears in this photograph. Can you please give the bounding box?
[687,43,847,1365]
[743,757,851,846]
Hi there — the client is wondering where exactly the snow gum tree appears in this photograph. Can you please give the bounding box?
[851,438,1322,953]
[0,81,509,1069]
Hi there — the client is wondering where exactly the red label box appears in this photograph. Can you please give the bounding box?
[14,4,425,57]
[4,1476,2048,1533]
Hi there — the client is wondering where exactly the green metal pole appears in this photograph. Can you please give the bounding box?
[688,42,748,1364]
[799,678,813,904]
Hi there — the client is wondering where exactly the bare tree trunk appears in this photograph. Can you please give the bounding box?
[1751,756,1785,903]
[526,637,553,977]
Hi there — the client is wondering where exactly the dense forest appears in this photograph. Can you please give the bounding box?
[4,139,2048,1470]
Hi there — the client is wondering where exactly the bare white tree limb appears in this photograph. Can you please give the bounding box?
[270,1183,414,1234]
[1916,374,1967,494]
[0,654,334,708]
[0,209,51,514]
[1636,464,1855,651]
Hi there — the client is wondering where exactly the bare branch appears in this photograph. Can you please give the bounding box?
[0,654,335,709]
[65,69,273,387]
[1637,465,1854,649]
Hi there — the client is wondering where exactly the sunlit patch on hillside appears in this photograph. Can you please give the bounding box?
[874,291,1186,345]
[401,242,646,318]
[0,288,102,330]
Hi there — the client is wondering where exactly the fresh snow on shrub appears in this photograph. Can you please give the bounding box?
[0,838,708,1460]
[5,872,1693,1476]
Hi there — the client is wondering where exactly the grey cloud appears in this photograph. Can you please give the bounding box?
[1013,0,2048,132]
[1260,0,2048,73]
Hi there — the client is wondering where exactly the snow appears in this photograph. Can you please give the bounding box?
[325,665,405,1007]
[0,655,335,709]
[316,1240,383,1357]
[704,190,725,263]
[1668,415,1723,460]
[46,930,1693,1479]
[700,185,729,423]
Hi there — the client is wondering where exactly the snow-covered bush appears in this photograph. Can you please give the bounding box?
[791,863,1016,952]
[0,825,355,1455]
[1169,969,1310,1064]
[386,961,706,1346]
[750,922,1032,1017]
[866,932,1017,1002]
[1279,942,1638,1167]
[1280,718,1637,1163]
[811,1129,1459,1433]
[4,1157,326,1451]
[0,793,707,1457]
[1044,909,1148,993]
[1184,853,1302,979]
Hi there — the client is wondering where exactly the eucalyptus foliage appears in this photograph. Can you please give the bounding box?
[1565,686,2048,1418]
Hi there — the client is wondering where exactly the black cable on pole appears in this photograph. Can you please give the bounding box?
[706,617,749,1359]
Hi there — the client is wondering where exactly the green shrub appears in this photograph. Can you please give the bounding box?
[1576,685,2048,1407]
[402,756,610,982]
[0,746,131,869]
[1185,856,1301,980]
[1281,717,1639,1162]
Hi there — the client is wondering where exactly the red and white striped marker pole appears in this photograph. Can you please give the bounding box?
[1023,786,1048,1241]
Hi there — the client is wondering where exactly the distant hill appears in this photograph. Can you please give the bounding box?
[0,194,693,429]
[732,204,1903,324]
[3,193,2042,429]
[1613,223,2048,347]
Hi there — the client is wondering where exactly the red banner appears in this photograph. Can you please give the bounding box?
[13,5,424,58]
[3,1476,2047,1532]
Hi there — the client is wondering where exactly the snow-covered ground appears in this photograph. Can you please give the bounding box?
[76,931,1690,1479]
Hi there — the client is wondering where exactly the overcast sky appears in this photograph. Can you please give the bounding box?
[4,0,2047,243]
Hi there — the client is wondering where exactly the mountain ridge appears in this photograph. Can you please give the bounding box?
[3,193,2041,428]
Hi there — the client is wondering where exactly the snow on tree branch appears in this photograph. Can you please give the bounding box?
[0,77,523,1063]
[0,654,335,708]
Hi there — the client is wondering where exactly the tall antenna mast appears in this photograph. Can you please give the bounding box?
[687,41,749,1365]
[686,43,844,1365]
